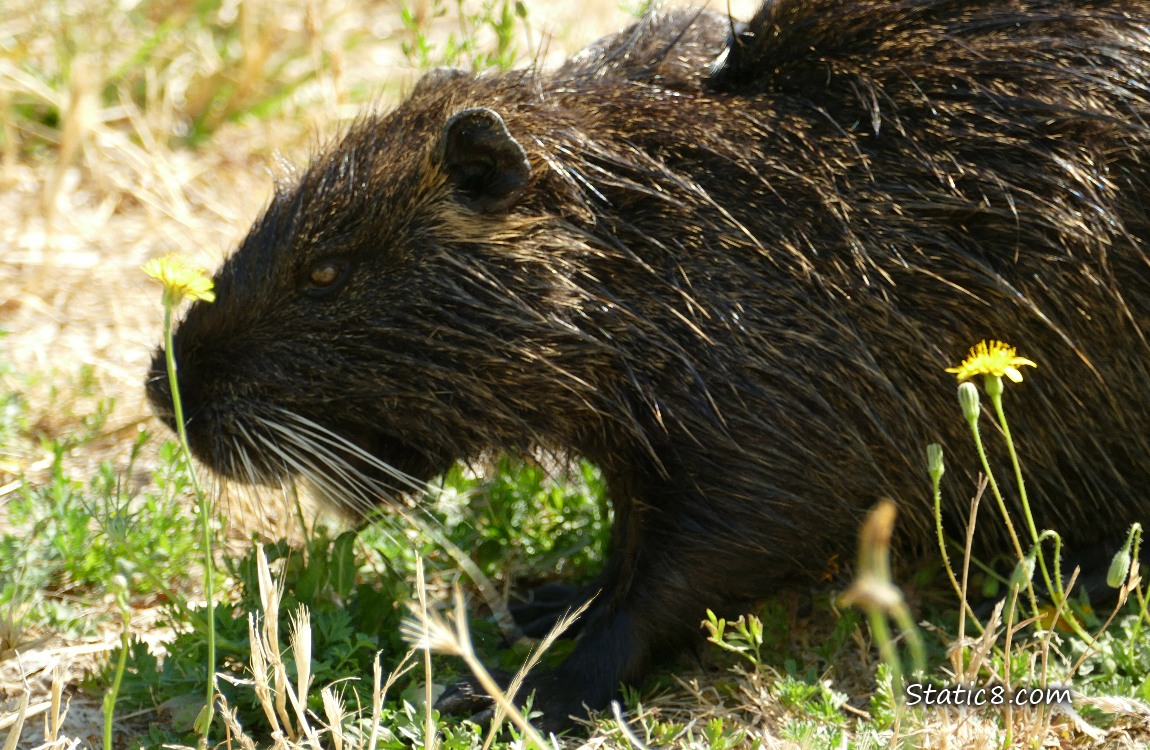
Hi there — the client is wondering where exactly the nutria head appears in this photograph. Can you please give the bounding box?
[146,90,615,508]
[146,8,746,514]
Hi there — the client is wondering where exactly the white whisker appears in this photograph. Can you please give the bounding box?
[209,405,481,569]
[275,409,430,493]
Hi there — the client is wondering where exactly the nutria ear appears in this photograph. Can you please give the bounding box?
[438,107,530,213]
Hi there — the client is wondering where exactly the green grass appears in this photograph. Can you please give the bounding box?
[0,426,205,642]
[55,450,606,747]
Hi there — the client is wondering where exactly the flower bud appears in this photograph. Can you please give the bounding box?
[1008,551,1036,593]
[1107,545,1131,589]
[926,444,944,482]
[957,382,981,424]
[1107,525,1139,588]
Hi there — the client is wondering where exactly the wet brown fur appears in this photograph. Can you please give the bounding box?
[149,0,1150,728]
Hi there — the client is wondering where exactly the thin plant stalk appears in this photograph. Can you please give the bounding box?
[930,444,986,636]
[961,395,1041,623]
[162,304,217,745]
[987,385,1046,567]
[102,582,131,750]
[1126,527,1149,634]
[987,383,1056,598]
[987,380,1096,644]
[415,558,437,750]
[1001,578,1022,749]
[957,480,986,681]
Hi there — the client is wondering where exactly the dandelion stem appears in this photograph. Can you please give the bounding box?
[988,388,1055,591]
[163,305,217,745]
[962,404,1041,623]
[102,587,131,750]
[989,387,1099,644]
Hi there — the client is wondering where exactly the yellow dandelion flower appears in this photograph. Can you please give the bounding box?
[142,254,216,306]
[945,340,1036,383]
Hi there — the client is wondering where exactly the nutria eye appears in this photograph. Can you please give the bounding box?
[304,259,350,296]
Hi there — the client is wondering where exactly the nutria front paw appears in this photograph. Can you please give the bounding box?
[435,671,584,733]
[434,675,497,720]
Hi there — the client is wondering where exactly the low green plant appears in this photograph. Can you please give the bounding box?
[697,718,748,750]
[400,0,529,72]
[703,609,765,666]
[1071,613,1150,702]
[0,435,204,631]
[610,710,750,750]
[433,456,609,584]
[102,450,610,745]
[775,674,849,726]
[104,524,407,745]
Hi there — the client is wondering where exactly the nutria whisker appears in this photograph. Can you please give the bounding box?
[232,428,263,489]
[274,409,431,491]
[270,411,431,491]
[248,417,389,514]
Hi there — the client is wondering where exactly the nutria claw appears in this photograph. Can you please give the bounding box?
[435,670,579,734]
[434,675,498,724]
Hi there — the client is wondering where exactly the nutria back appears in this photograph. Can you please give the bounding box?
[148,0,1150,727]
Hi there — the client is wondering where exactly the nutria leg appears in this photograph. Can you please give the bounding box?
[432,594,627,730]
[434,585,651,728]
[437,517,712,730]
[515,548,714,729]
[508,582,589,638]
[533,497,737,727]
[437,595,700,730]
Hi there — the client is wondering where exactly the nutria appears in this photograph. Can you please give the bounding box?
[147,0,1150,728]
